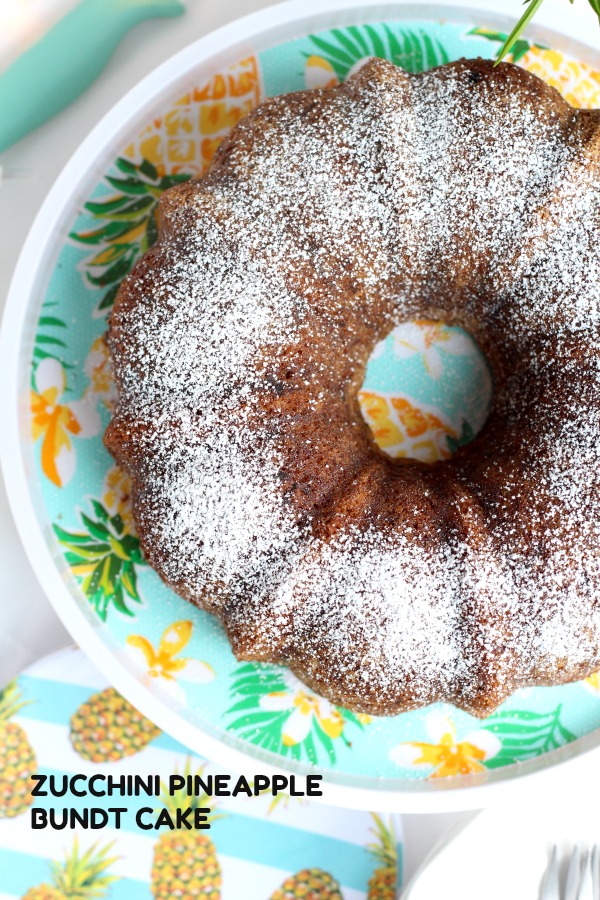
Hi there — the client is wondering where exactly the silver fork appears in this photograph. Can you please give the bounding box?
[539,845,600,900]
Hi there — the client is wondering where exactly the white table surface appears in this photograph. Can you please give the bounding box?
[2,0,598,887]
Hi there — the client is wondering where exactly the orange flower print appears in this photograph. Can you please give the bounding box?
[31,358,100,487]
[304,55,338,89]
[126,621,214,703]
[392,320,477,379]
[389,713,500,779]
[259,672,367,746]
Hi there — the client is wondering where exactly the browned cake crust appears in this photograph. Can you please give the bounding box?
[105,58,600,717]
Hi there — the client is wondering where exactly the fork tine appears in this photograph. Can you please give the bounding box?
[539,845,560,900]
[566,845,583,900]
[577,849,594,900]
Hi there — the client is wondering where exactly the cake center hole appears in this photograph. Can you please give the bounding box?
[359,320,493,463]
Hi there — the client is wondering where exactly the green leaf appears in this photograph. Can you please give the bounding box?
[85,196,132,216]
[105,176,150,196]
[111,584,134,616]
[482,704,575,769]
[227,711,283,730]
[422,32,444,70]
[86,253,137,288]
[38,315,66,329]
[330,28,363,60]
[310,34,356,67]
[116,157,142,176]
[484,721,553,736]
[54,524,96,546]
[81,513,110,541]
[121,564,140,601]
[70,220,137,245]
[102,196,156,220]
[139,158,158,181]
[314,720,336,764]
[159,173,191,189]
[146,212,159,248]
[447,419,475,455]
[495,0,545,64]
[383,25,404,67]
[487,708,560,722]
[35,335,67,348]
[232,681,283,697]
[86,244,129,267]
[347,26,370,56]
[589,0,600,22]
[98,283,121,312]
[91,500,111,524]
[303,731,318,765]
[226,696,265,714]
[364,24,386,60]
[86,558,109,600]
[557,721,576,743]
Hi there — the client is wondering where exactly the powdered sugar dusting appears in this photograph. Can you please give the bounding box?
[107,58,600,716]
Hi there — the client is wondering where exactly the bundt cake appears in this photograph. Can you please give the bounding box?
[105,57,600,717]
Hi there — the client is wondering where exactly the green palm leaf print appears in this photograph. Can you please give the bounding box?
[70,157,191,314]
[482,706,575,768]
[32,300,69,381]
[306,25,450,80]
[225,663,368,765]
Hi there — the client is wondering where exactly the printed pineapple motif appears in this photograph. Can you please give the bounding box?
[102,466,135,536]
[84,335,115,412]
[122,56,261,177]
[54,497,145,620]
[358,391,457,462]
[70,687,160,762]
[473,30,600,109]
[366,814,398,900]
[22,888,63,900]
[21,838,119,899]
[70,157,190,313]
[151,760,224,900]
[70,57,262,315]
[270,868,343,900]
[0,680,36,818]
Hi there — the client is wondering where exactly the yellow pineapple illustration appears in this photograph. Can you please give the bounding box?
[84,335,115,412]
[123,56,262,178]
[270,868,343,899]
[0,679,36,818]
[474,30,600,109]
[366,814,398,900]
[70,687,160,762]
[103,466,135,535]
[21,838,119,900]
[151,760,223,900]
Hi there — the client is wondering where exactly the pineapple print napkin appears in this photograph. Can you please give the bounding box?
[0,647,403,899]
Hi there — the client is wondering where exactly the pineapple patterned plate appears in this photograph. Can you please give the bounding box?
[0,647,402,900]
[4,3,600,809]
